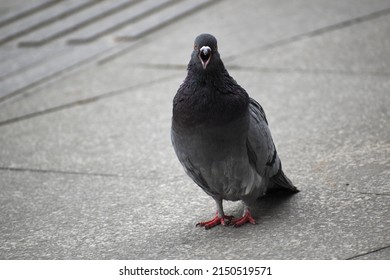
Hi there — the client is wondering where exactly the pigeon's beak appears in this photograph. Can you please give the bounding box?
[199,46,212,69]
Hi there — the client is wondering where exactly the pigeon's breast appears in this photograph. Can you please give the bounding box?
[172,110,249,161]
[172,82,249,128]
[172,111,266,200]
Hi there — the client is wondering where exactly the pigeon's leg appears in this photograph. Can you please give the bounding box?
[231,206,256,227]
[196,199,233,229]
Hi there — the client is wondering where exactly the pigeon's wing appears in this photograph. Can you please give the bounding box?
[247,98,298,192]
[246,98,279,178]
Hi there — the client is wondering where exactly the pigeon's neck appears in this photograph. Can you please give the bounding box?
[187,60,230,87]
[173,63,249,128]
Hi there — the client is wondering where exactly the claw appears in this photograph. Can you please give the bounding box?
[232,210,256,227]
[196,211,234,229]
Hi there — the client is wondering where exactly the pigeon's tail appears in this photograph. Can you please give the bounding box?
[267,169,299,195]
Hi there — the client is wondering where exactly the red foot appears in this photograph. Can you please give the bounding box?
[196,211,234,229]
[232,210,256,227]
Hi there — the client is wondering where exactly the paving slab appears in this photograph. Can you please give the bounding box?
[0,57,179,123]
[108,0,390,66]
[1,71,388,189]
[0,46,69,79]
[0,169,389,259]
[0,0,95,45]
[114,0,217,41]
[67,0,173,44]
[0,42,117,101]
[0,76,181,179]
[0,0,389,260]
[234,12,390,74]
[0,0,61,28]
[18,0,138,47]
[2,0,390,119]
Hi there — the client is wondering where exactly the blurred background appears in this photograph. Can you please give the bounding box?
[0,0,389,259]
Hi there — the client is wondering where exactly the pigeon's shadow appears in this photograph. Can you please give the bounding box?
[249,191,300,221]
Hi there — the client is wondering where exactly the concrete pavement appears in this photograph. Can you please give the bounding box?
[0,0,389,259]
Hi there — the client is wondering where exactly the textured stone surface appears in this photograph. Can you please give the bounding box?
[235,12,390,74]
[0,62,179,123]
[0,0,389,260]
[352,246,390,260]
[0,170,389,259]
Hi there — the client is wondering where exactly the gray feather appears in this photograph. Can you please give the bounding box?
[247,98,298,193]
[171,33,298,220]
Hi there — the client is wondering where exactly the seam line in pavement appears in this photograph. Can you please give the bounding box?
[133,63,390,77]
[0,0,65,28]
[97,37,148,65]
[96,0,222,64]
[67,0,174,45]
[0,46,115,104]
[0,73,179,127]
[226,66,390,77]
[0,0,98,46]
[225,6,390,60]
[0,166,121,178]
[346,244,390,260]
[347,191,390,196]
[0,166,185,182]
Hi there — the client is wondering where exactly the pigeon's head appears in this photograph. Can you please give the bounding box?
[192,33,219,71]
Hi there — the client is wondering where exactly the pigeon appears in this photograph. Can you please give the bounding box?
[171,33,298,229]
